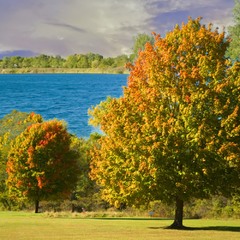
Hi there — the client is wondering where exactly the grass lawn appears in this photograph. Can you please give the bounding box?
[0,211,239,240]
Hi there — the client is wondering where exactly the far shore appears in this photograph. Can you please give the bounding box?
[0,67,129,74]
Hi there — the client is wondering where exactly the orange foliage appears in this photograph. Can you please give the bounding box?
[7,119,79,204]
[89,17,240,208]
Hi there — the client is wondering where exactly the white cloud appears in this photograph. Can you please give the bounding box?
[0,0,235,57]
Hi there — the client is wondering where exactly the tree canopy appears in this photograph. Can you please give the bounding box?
[0,52,130,73]
[89,18,240,228]
[7,120,79,213]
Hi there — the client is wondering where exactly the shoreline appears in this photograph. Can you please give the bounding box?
[0,67,129,74]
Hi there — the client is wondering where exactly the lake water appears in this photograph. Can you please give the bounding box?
[0,74,128,137]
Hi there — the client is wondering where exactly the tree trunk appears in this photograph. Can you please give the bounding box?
[35,200,39,213]
[169,196,184,229]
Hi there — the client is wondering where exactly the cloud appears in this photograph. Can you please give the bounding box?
[0,0,235,57]
[147,0,234,32]
[46,22,86,33]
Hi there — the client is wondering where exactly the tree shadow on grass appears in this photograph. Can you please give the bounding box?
[92,218,240,232]
[148,226,240,232]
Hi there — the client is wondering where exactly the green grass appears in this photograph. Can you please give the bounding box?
[0,211,239,240]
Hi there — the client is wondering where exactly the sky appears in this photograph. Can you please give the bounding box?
[0,0,235,58]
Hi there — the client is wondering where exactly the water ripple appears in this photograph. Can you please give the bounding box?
[0,73,127,137]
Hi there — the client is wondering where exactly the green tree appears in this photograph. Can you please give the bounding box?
[21,57,32,68]
[99,57,115,68]
[77,54,90,68]
[64,54,78,68]
[113,55,129,67]
[226,0,240,60]
[89,18,240,228]
[49,55,65,68]
[130,33,154,62]
[86,53,103,68]
[7,120,79,213]
[33,54,51,68]
[70,133,105,211]
[8,56,23,68]
[0,57,11,68]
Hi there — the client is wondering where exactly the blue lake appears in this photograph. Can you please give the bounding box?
[0,74,128,137]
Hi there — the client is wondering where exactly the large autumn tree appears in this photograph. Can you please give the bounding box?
[89,18,240,228]
[7,119,79,213]
[0,110,43,209]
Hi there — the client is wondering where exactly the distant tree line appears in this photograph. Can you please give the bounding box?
[0,53,131,70]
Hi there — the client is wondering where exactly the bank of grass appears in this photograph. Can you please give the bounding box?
[0,211,239,240]
[0,67,129,74]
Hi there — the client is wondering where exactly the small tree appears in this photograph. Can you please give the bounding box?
[130,33,154,62]
[89,18,240,228]
[7,120,79,213]
[70,133,104,211]
[226,0,240,60]
[0,110,43,209]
